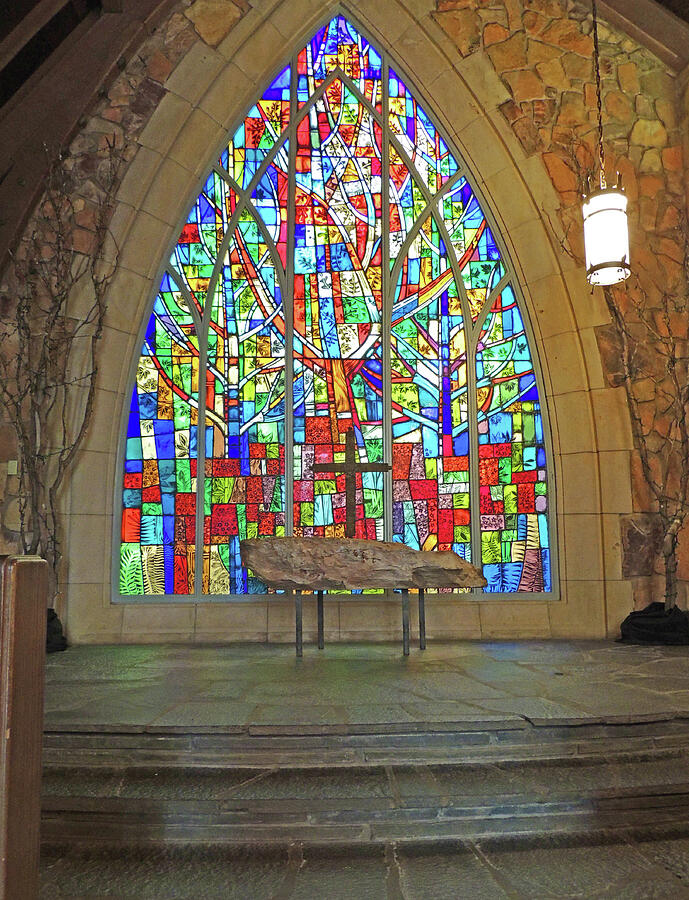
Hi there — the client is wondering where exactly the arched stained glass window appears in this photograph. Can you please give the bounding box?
[116,15,555,600]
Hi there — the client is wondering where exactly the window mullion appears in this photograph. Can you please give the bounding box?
[382,57,392,543]
[192,175,252,599]
[194,286,210,598]
[284,52,298,537]
[466,305,482,592]
[162,265,205,599]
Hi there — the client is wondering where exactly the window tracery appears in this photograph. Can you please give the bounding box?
[117,15,553,599]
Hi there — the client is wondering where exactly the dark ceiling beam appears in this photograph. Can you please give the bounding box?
[599,0,689,72]
[0,0,175,273]
[0,0,74,73]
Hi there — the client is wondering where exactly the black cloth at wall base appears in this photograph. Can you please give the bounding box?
[47,607,67,653]
[618,601,689,645]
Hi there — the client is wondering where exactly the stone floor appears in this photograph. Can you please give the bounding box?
[45,639,689,731]
[38,838,689,898]
[42,640,689,898]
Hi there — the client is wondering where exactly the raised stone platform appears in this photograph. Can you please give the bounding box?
[44,641,689,734]
[41,642,689,898]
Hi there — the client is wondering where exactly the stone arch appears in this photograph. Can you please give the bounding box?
[62,0,633,642]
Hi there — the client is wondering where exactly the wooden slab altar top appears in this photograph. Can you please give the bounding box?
[240,537,487,591]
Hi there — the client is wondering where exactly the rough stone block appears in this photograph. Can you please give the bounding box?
[620,513,662,578]
[240,537,487,591]
[185,0,243,47]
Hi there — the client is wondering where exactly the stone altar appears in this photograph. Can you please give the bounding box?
[240,537,486,655]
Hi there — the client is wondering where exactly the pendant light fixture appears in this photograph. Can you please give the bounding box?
[581,0,631,287]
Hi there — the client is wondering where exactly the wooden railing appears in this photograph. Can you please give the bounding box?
[0,556,48,900]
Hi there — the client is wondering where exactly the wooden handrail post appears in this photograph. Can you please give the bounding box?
[0,556,48,900]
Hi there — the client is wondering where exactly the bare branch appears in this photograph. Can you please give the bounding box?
[0,140,125,600]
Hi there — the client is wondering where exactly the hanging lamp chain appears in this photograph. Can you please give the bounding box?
[592,0,606,189]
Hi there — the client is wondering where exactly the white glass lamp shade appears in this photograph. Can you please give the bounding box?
[582,187,631,286]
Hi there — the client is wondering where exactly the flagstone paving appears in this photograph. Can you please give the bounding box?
[45,640,689,731]
[41,641,689,898]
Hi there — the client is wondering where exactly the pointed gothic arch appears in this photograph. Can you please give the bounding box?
[114,13,558,603]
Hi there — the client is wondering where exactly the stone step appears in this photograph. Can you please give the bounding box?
[40,721,689,897]
[42,755,689,803]
[42,722,689,848]
[41,785,689,846]
[43,741,689,769]
[43,716,689,758]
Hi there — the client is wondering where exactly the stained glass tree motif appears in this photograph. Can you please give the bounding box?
[117,14,554,598]
[292,81,384,540]
[203,210,286,595]
[120,276,200,595]
[391,212,470,558]
[476,286,550,592]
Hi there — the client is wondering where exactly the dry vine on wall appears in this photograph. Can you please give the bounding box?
[0,140,124,606]
[556,145,689,611]
[601,259,689,611]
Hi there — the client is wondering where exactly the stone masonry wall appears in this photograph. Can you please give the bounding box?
[0,0,250,588]
[0,0,688,616]
[433,0,689,607]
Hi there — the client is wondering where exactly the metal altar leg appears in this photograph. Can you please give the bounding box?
[418,588,426,651]
[317,590,324,650]
[401,588,410,657]
[295,589,303,658]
